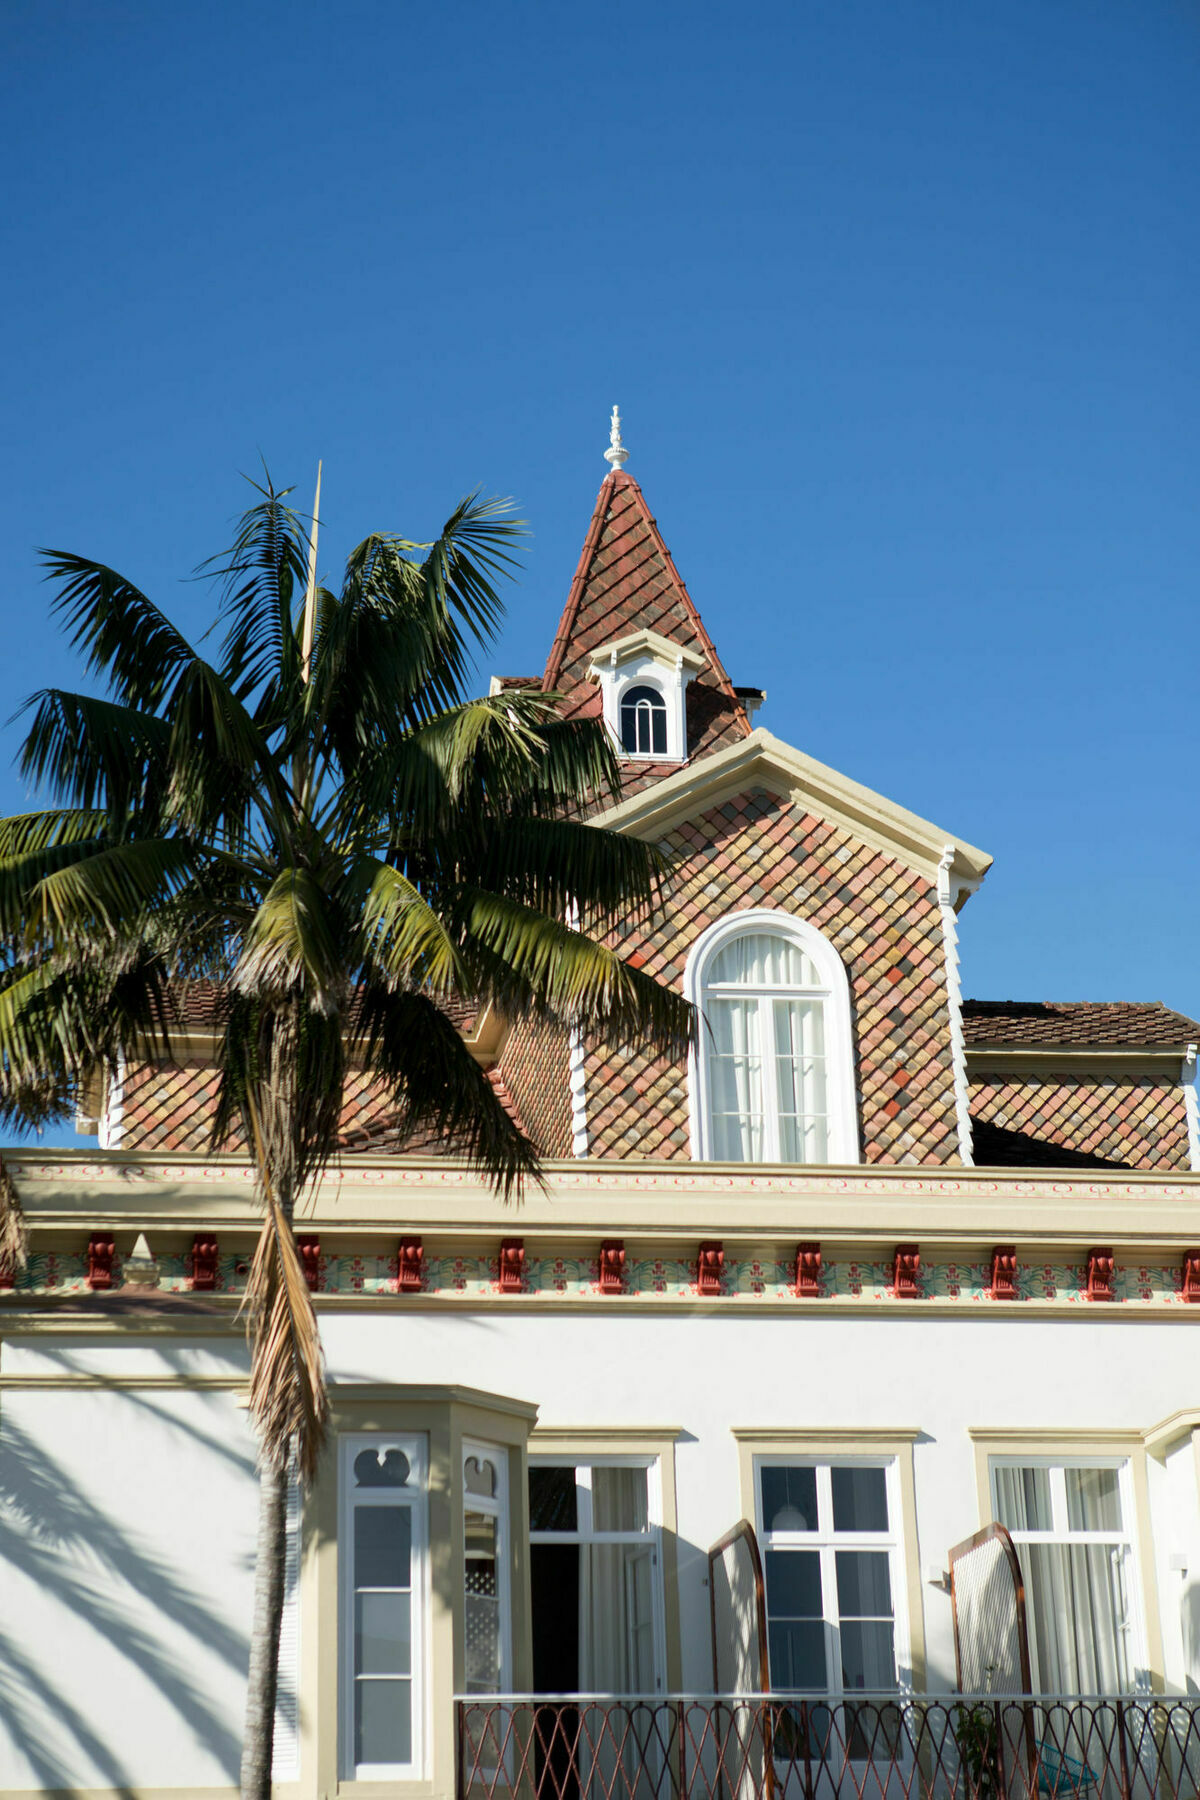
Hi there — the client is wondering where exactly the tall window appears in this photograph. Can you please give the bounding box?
[992,1458,1142,1694]
[756,1459,905,1697]
[341,1435,427,1779]
[528,1458,663,1694]
[463,1441,511,1698]
[685,910,858,1164]
[620,684,667,756]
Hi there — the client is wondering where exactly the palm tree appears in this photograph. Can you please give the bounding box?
[0,471,692,1799]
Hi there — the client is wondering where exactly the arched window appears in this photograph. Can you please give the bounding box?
[684,909,859,1164]
[620,684,667,756]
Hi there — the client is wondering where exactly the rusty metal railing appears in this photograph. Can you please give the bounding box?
[456,1694,1200,1800]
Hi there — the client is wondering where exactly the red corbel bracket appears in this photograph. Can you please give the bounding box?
[86,1233,116,1291]
[498,1239,526,1294]
[598,1240,626,1295]
[989,1244,1018,1301]
[892,1244,921,1300]
[295,1235,321,1293]
[795,1241,822,1298]
[396,1238,424,1294]
[696,1241,724,1297]
[1086,1247,1115,1303]
[188,1234,220,1292]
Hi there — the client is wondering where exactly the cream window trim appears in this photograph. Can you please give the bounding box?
[733,1431,924,1691]
[969,1432,1163,1693]
[685,907,860,1166]
[339,1432,430,1783]
[528,1436,680,1693]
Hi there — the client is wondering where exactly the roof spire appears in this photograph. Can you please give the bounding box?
[603,404,629,476]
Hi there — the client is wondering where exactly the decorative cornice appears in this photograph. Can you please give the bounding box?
[591,729,992,891]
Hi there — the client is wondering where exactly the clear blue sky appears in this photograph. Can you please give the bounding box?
[3,1,1198,1147]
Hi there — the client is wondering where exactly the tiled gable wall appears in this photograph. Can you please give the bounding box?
[581,785,962,1164]
[969,1070,1191,1170]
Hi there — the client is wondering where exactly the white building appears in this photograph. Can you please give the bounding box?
[3,425,1200,1799]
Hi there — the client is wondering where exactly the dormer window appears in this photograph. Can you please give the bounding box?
[684,908,860,1165]
[620,685,667,756]
[587,629,705,763]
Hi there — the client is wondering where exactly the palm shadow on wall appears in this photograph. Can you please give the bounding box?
[0,1377,253,1789]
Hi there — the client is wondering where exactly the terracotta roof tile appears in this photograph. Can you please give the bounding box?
[963,1000,1200,1050]
[538,471,752,786]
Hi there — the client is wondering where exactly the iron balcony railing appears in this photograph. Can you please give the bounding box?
[456,1694,1200,1800]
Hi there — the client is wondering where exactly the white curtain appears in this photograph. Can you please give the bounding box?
[1023,1543,1132,1693]
[578,1544,656,1692]
[775,999,828,1161]
[708,931,820,988]
[710,998,764,1160]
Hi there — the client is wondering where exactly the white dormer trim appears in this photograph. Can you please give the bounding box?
[587,629,705,763]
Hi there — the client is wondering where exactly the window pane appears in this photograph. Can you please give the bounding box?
[620,687,666,755]
[1023,1542,1132,1694]
[356,1677,412,1766]
[465,1511,501,1693]
[710,998,764,1160]
[1065,1467,1124,1533]
[708,934,821,988]
[355,1507,411,1589]
[354,1446,411,1487]
[995,1465,1053,1532]
[831,1468,889,1533]
[835,1552,893,1618]
[839,1620,896,1691]
[762,1465,818,1532]
[592,1466,649,1531]
[356,1591,412,1675]
[766,1550,823,1616]
[769,1620,827,1690]
[529,1465,577,1532]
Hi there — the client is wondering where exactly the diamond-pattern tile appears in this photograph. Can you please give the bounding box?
[969,1072,1191,1170]
[581,785,961,1164]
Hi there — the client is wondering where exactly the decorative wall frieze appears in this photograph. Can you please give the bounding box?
[10,1245,1200,1309]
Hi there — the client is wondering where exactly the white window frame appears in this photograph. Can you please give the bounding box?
[685,908,860,1164]
[586,634,703,763]
[989,1454,1148,1694]
[528,1454,668,1693]
[339,1432,429,1782]
[462,1438,512,1697]
[619,683,669,757]
[754,1454,911,1697]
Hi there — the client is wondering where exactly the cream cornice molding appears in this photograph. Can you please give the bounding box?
[966,1048,1191,1071]
[531,1425,684,1444]
[967,1426,1144,1446]
[733,1426,922,1444]
[590,727,992,892]
[585,628,707,677]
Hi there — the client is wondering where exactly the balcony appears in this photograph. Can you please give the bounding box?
[457,1694,1200,1800]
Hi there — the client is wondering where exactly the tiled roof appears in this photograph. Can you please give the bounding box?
[164,982,478,1037]
[963,1000,1200,1050]
[540,471,752,782]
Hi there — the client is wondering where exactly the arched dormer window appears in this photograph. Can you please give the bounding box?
[620,684,667,756]
[684,909,859,1165]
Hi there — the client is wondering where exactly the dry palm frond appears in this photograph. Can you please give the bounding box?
[0,1157,26,1274]
[240,1098,327,1484]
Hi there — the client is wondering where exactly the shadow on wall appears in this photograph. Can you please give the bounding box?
[0,1360,254,1789]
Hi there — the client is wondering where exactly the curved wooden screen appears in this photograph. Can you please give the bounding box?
[708,1519,769,1694]
[949,1521,1032,1695]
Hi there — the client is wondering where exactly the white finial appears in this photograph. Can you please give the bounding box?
[604,405,629,475]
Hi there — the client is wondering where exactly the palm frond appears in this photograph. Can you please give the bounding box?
[17,689,170,820]
[200,477,310,707]
[462,814,666,920]
[0,810,110,856]
[234,869,345,1015]
[29,837,198,944]
[0,1158,27,1274]
[39,552,195,710]
[353,984,539,1200]
[461,889,695,1053]
[241,1100,327,1484]
[354,858,464,991]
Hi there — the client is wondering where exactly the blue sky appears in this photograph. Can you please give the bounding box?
[2,1,1198,1149]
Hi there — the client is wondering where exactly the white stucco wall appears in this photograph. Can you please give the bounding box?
[0,1309,1196,1792]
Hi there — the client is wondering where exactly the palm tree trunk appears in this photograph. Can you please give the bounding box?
[240,1451,288,1800]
